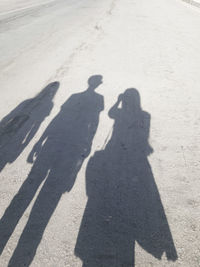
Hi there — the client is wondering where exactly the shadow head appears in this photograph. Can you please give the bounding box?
[122,88,141,111]
[88,75,103,91]
[36,81,60,100]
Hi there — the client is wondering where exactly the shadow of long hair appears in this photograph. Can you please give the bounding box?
[0,75,104,267]
[75,88,177,266]
[0,82,59,172]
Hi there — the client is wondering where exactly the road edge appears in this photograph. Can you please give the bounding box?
[181,0,200,8]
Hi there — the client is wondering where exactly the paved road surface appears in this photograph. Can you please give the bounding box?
[0,0,200,266]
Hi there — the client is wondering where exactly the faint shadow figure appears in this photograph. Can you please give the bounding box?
[0,75,104,266]
[0,82,59,172]
[75,89,177,267]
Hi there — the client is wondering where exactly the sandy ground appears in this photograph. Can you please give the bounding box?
[0,0,200,266]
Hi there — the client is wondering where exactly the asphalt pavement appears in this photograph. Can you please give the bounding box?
[0,0,200,266]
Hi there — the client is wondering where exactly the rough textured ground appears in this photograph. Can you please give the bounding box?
[0,0,200,266]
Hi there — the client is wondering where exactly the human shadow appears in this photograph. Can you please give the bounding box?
[75,89,178,266]
[0,75,104,266]
[0,82,59,172]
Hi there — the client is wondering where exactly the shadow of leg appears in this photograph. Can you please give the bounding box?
[8,174,62,267]
[0,166,48,255]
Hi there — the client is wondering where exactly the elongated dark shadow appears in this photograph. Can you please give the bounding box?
[75,88,178,267]
[0,75,104,267]
[0,82,59,172]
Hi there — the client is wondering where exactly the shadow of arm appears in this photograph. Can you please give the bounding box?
[108,94,123,119]
[27,130,48,163]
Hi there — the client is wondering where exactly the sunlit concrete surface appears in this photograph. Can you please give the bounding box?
[0,0,200,266]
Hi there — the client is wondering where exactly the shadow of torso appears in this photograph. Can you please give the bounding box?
[0,88,104,267]
[0,82,59,172]
[75,90,177,267]
[32,90,104,192]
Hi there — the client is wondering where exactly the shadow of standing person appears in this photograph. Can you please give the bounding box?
[75,88,177,267]
[0,75,104,266]
[0,82,59,172]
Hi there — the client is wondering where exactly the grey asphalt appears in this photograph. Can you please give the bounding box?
[0,0,200,266]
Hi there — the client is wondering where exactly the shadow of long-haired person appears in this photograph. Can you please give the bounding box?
[0,75,104,266]
[75,88,177,267]
[0,82,59,172]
